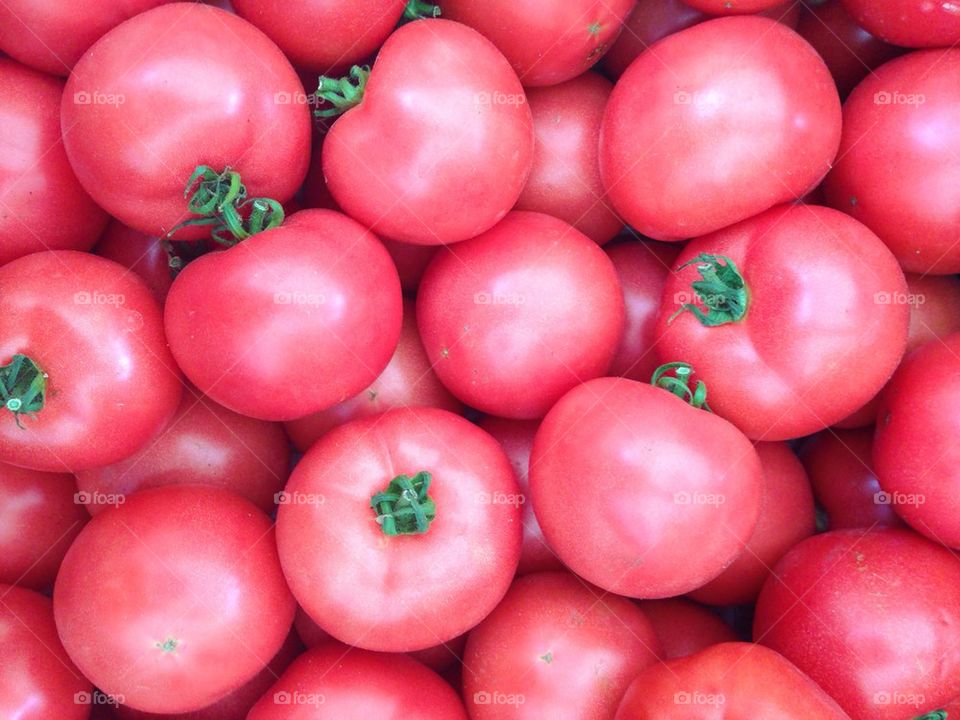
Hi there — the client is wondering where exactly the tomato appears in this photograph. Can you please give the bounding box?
[54,485,295,714]
[284,299,461,452]
[614,642,852,718]
[755,528,960,719]
[840,0,960,48]
[656,204,909,440]
[0,584,92,720]
[62,3,310,238]
[513,72,621,245]
[322,19,533,245]
[530,376,763,598]
[93,221,173,304]
[600,17,841,241]
[417,211,624,419]
[682,0,784,13]
[276,407,521,652]
[164,209,402,421]
[824,50,960,274]
[0,463,87,590]
[462,571,660,719]
[232,0,406,74]
[248,643,467,719]
[638,598,738,660]
[689,442,815,605]
[0,251,181,472]
[0,59,107,267]
[382,239,440,295]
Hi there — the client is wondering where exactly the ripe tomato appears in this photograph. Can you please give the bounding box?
[840,0,960,48]
[615,642,852,718]
[530,376,763,598]
[462,571,660,719]
[54,485,296,714]
[638,598,738,660]
[656,204,909,440]
[276,407,521,652]
[322,19,533,245]
[755,529,960,720]
[417,212,624,419]
[682,0,784,12]
[0,251,181,472]
[164,209,402,421]
[0,59,107,267]
[62,3,310,238]
[825,50,960,274]
[601,17,841,241]
[93,221,173,304]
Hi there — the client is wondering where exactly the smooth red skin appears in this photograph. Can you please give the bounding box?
[0,585,92,720]
[755,529,960,719]
[76,389,290,515]
[54,485,295,714]
[284,299,462,452]
[232,0,405,73]
[417,211,625,419]
[514,73,622,245]
[615,642,852,718]
[601,17,841,241]
[638,598,737,660]
[605,239,679,382]
[530,377,763,598]
[657,204,909,440]
[277,407,521,652]
[0,251,182,472]
[0,463,87,590]
[62,3,310,238]
[824,50,960,274]
[93,221,172,304]
[248,643,467,720]
[382,239,440,295]
[165,209,402,421]
[476,416,563,575]
[463,571,661,719]
[0,59,107,267]
[323,20,534,246]
[293,606,330,648]
[840,0,960,48]
[682,0,784,13]
[689,442,815,605]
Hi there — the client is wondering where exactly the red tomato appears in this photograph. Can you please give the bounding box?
[322,19,533,245]
[637,598,738,660]
[382,238,440,295]
[0,59,107,267]
[755,529,960,719]
[0,584,92,720]
[164,209,402,421]
[93,221,173,304]
[417,211,625,419]
[462,571,660,719]
[530,377,763,598]
[824,50,960,274]
[840,0,960,48]
[615,642,852,718]
[513,72,621,245]
[293,606,331,649]
[54,485,295,714]
[0,463,87,590]
[601,17,841,241]
[248,643,467,719]
[62,3,310,238]
[0,251,181,471]
[682,0,784,13]
[284,299,461,452]
[656,204,909,440]
[276,407,521,652]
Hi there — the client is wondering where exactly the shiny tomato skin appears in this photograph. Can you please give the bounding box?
[0,251,182,472]
[657,204,909,440]
[276,407,521,652]
[62,3,310,238]
[164,209,402,421]
[755,529,960,719]
[54,485,296,714]
[322,19,534,245]
[840,0,960,48]
[530,377,763,598]
[93,221,173,304]
[0,59,107,266]
[637,598,737,660]
[417,211,625,419]
[462,571,661,719]
[601,17,841,241]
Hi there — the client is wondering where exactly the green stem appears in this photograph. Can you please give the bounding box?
[0,355,47,427]
[402,0,441,22]
[669,253,748,327]
[370,471,436,535]
[315,66,369,119]
[914,713,948,720]
[652,362,711,411]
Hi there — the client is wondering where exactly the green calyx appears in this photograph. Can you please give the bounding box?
[914,713,948,720]
[315,66,369,119]
[669,253,748,327]
[652,362,711,411]
[0,354,47,427]
[402,0,441,22]
[370,471,436,536]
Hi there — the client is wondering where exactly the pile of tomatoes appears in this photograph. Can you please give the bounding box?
[2,0,960,718]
